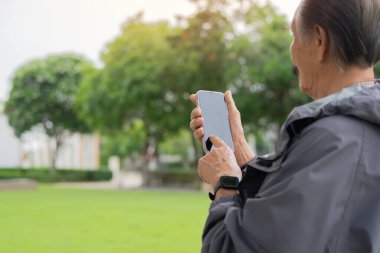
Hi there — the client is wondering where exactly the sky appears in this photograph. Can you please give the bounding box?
[0,0,300,102]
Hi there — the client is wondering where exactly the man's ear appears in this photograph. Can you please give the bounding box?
[313,25,330,63]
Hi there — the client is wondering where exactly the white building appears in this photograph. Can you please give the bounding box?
[0,103,22,167]
[21,131,100,169]
[0,102,100,169]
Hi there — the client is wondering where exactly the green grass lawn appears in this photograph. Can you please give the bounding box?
[0,185,210,253]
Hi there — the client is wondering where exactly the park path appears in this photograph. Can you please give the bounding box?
[54,171,143,190]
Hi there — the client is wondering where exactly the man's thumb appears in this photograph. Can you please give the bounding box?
[209,135,225,148]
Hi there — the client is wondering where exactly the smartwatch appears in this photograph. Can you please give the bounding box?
[209,176,240,201]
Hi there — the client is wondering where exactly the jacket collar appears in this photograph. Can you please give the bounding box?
[272,79,380,160]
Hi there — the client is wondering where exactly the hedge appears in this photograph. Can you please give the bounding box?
[0,168,112,182]
[147,169,201,189]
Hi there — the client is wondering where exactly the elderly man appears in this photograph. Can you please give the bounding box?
[189,0,380,252]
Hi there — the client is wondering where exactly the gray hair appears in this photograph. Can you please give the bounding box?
[298,0,380,68]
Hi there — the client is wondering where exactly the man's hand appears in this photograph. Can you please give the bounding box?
[189,90,255,166]
[197,136,242,188]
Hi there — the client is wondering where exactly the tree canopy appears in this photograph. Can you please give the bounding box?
[75,0,308,165]
[76,19,180,140]
[5,54,92,171]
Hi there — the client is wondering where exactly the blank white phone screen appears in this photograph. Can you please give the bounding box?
[196,90,234,153]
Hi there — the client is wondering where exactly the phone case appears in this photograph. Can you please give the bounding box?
[196,90,234,153]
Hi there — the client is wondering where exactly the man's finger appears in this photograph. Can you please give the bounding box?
[197,156,205,178]
[190,117,203,131]
[191,107,202,120]
[194,127,204,141]
[209,135,226,148]
[225,90,237,113]
[190,94,197,105]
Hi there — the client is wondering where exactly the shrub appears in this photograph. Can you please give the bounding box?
[147,169,201,189]
[0,168,112,182]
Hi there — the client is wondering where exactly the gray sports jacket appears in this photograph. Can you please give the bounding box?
[202,81,380,253]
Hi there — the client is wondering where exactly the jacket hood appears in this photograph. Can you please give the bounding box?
[270,79,380,161]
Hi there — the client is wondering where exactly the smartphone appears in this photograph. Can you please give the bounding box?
[196,90,234,153]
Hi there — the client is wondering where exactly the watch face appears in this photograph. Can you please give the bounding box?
[220,176,239,187]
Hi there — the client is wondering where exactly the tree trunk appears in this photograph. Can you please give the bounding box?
[153,142,160,165]
[191,131,202,168]
[50,133,64,174]
[141,137,153,186]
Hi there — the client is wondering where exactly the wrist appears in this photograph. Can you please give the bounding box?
[209,175,240,201]
[234,140,254,166]
[215,188,238,200]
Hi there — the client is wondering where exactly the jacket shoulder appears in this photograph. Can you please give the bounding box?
[283,115,365,159]
[304,115,365,137]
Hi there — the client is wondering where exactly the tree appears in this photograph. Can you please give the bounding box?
[5,54,92,172]
[375,63,380,77]
[100,120,146,169]
[77,0,311,170]
[75,16,183,184]
[169,0,308,152]
[167,1,233,160]
[229,1,309,135]
[158,129,193,168]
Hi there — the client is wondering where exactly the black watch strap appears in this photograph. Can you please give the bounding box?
[209,176,240,201]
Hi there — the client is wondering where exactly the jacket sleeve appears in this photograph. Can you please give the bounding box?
[201,116,365,253]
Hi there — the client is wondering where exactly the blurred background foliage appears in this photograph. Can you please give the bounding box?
[7,0,348,177]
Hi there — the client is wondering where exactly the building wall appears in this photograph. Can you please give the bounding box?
[21,132,100,170]
[56,133,100,169]
[0,113,22,167]
[0,102,100,170]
